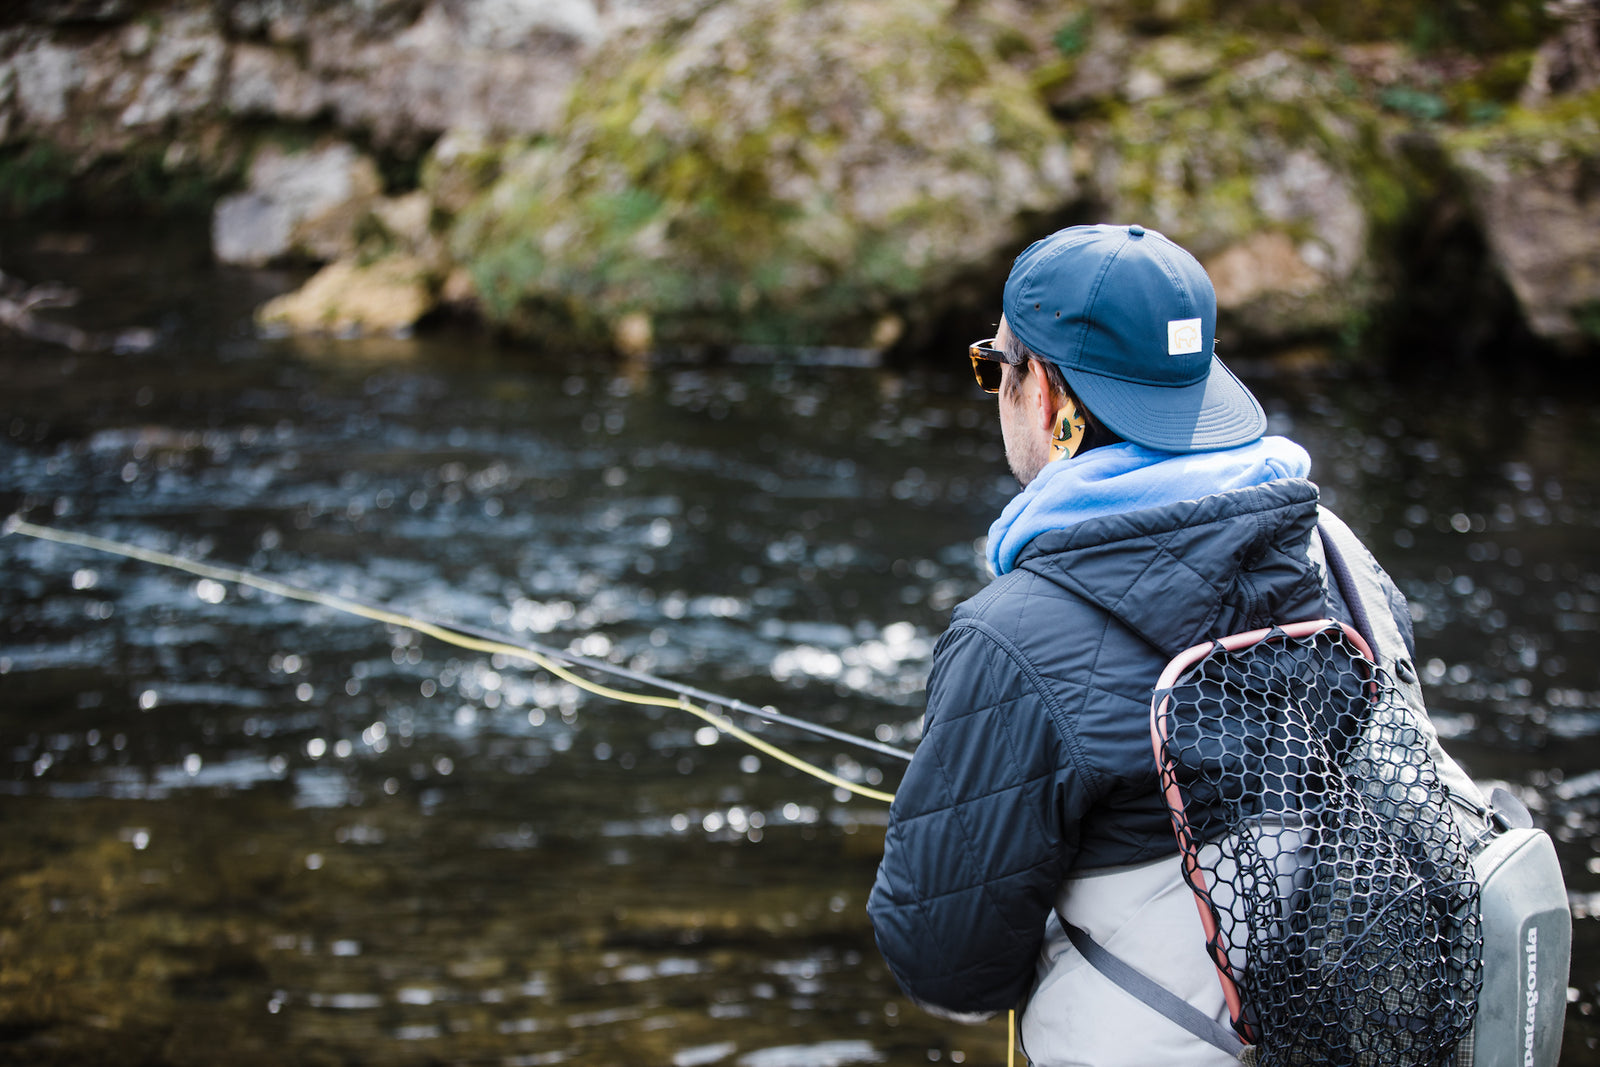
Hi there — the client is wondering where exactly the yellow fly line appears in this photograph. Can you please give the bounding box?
[6,515,1023,1061]
[4,516,894,804]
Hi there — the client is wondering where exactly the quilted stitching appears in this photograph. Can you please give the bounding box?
[868,479,1332,1014]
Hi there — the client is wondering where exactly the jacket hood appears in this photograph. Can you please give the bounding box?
[1012,477,1326,658]
[986,437,1312,576]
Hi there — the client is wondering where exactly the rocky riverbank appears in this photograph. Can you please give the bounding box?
[3,0,1598,359]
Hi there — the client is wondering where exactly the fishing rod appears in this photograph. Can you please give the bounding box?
[4,516,1030,1062]
[3,516,912,801]
[435,613,913,763]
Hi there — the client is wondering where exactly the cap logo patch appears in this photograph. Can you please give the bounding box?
[1168,318,1202,356]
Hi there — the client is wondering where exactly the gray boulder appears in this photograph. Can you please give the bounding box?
[221,0,608,147]
[1450,116,1600,349]
[212,142,382,265]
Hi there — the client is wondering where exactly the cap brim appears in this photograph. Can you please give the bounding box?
[1066,355,1266,453]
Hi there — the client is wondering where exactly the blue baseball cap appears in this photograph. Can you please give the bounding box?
[1002,223,1266,453]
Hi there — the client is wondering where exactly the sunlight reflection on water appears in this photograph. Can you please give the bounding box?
[2,222,1599,1064]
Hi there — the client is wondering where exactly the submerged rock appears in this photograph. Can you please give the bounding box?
[450,0,1075,348]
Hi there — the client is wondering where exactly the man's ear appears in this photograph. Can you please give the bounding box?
[1031,360,1060,432]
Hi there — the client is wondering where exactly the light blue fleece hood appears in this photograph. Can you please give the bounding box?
[986,436,1313,576]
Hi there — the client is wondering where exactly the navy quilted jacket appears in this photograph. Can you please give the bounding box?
[868,477,1371,1014]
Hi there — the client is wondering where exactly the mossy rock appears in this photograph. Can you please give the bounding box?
[1091,44,1420,344]
[449,0,1075,350]
[255,253,432,337]
[0,135,234,218]
[1442,89,1600,348]
[1445,85,1600,163]
[419,129,510,218]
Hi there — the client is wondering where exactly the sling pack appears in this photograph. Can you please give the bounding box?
[1065,519,1570,1067]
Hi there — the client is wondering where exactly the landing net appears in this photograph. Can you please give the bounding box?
[1152,620,1482,1067]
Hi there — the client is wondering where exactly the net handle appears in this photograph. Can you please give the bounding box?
[1148,618,1376,1039]
[1154,619,1374,693]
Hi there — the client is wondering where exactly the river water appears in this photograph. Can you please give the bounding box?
[2,220,1598,1066]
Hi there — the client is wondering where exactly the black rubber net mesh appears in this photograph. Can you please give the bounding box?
[1155,625,1483,1067]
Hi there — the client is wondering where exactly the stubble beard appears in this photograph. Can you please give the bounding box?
[1005,432,1049,489]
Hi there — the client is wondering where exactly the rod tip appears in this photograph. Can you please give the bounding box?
[1,514,21,537]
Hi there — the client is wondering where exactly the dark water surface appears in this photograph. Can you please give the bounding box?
[2,221,1598,1066]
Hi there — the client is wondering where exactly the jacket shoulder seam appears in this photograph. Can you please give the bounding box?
[950,610,1102,798]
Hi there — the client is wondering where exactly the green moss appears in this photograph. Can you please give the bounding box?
[1381,86,1451,122]
[420,135,517,220]
[1363,48,1538,128]
[988,24,1038,63]
[443,1,1584,351]
[1353,160,1413,232]
[1097,45,1449,348]
[1409,9,1447,53]
[1218,33,1269,64]
[123,151,225,212]
[1052,11,1093,57]
[0,142,75,216]
[1029,58,1079,96]
[1107,58,1388,233]
[1214,0,1550,51]
[1576,302,1600,343]
[1118,0,1215,32]
[0,140,229,218]
[1445,88,1600,162]
[1486,51,1538,97]
[453,0,1069,348]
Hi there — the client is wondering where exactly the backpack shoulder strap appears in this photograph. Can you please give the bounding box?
[1315,523,1377,654]
[1060,919,1247,1060]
